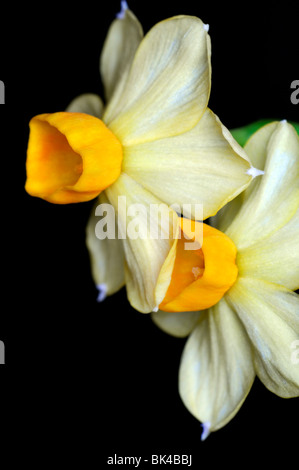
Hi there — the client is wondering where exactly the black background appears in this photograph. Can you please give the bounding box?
[1,0,298,466]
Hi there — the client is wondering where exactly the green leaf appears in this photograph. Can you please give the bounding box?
[231,119,299,147]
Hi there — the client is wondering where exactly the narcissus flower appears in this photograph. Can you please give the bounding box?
[153,121,299,438]
[25,5,258,313]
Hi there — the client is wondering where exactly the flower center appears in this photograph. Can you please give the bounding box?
[25,112,123,204]
[159,220,238,312]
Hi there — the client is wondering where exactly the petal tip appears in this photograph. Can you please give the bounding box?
[201,422,211,441]
[116,0,129,19]
[246,166,265,178]
[96,283,107,302]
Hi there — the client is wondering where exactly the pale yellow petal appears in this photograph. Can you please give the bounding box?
[105,173,180,313]
[226,121,299,249]
[100,8,143,103]
[104,16,211,145]
[237,208,299,290]
[86,193,125,297]
[209,123,280,232]
[228,277,299,397]
[123,109,252,219]
[242,122,279,197]
[179,298,255,435]
[66,93,104,118]
[151,310,201,338]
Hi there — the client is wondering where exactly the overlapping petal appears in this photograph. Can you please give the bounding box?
[215,122,280,226]
[241,122,278,193]
[227,277,299,397]
[159,221,238,312]
[209,123,279,232]
[105,173,180,313]
[123,109,252,219]
[86,193,125,297]
[179,297,255,435]
[225,121,299,249]
[104,16,211,145]
[25,112,123,203]
[100,8,143,103]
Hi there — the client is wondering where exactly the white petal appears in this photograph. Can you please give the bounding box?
[226,121,299,249]
[228,277,299,397]
[243,122,279,174]
[66,93,104,118]
[179,298,255,432]
[105,174,180,313]
[86,193,125,296]
[209,124,279,232]
[123,109,251,219]
[104,16,211,145]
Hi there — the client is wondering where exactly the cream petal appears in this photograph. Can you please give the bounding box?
[122,109,252,219]
[105,173,180,313]
[225,121,299,249]
[237,208,299,291]
[179,298,255,434]
[151,310,202,338]
[210,122,280,232]
[227,277,299,398]
[238,121,280,203]
[100,8,143,103]
[86,193,125,297]
[66,93,104,118]
[231,119,274,148]
[104,16,211,145]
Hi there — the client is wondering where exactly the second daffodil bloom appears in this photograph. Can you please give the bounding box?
[25,4,257,313]
[152,121,299,439]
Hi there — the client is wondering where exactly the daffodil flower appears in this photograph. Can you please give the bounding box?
[25,5,256,313]
[152,120,299,438]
